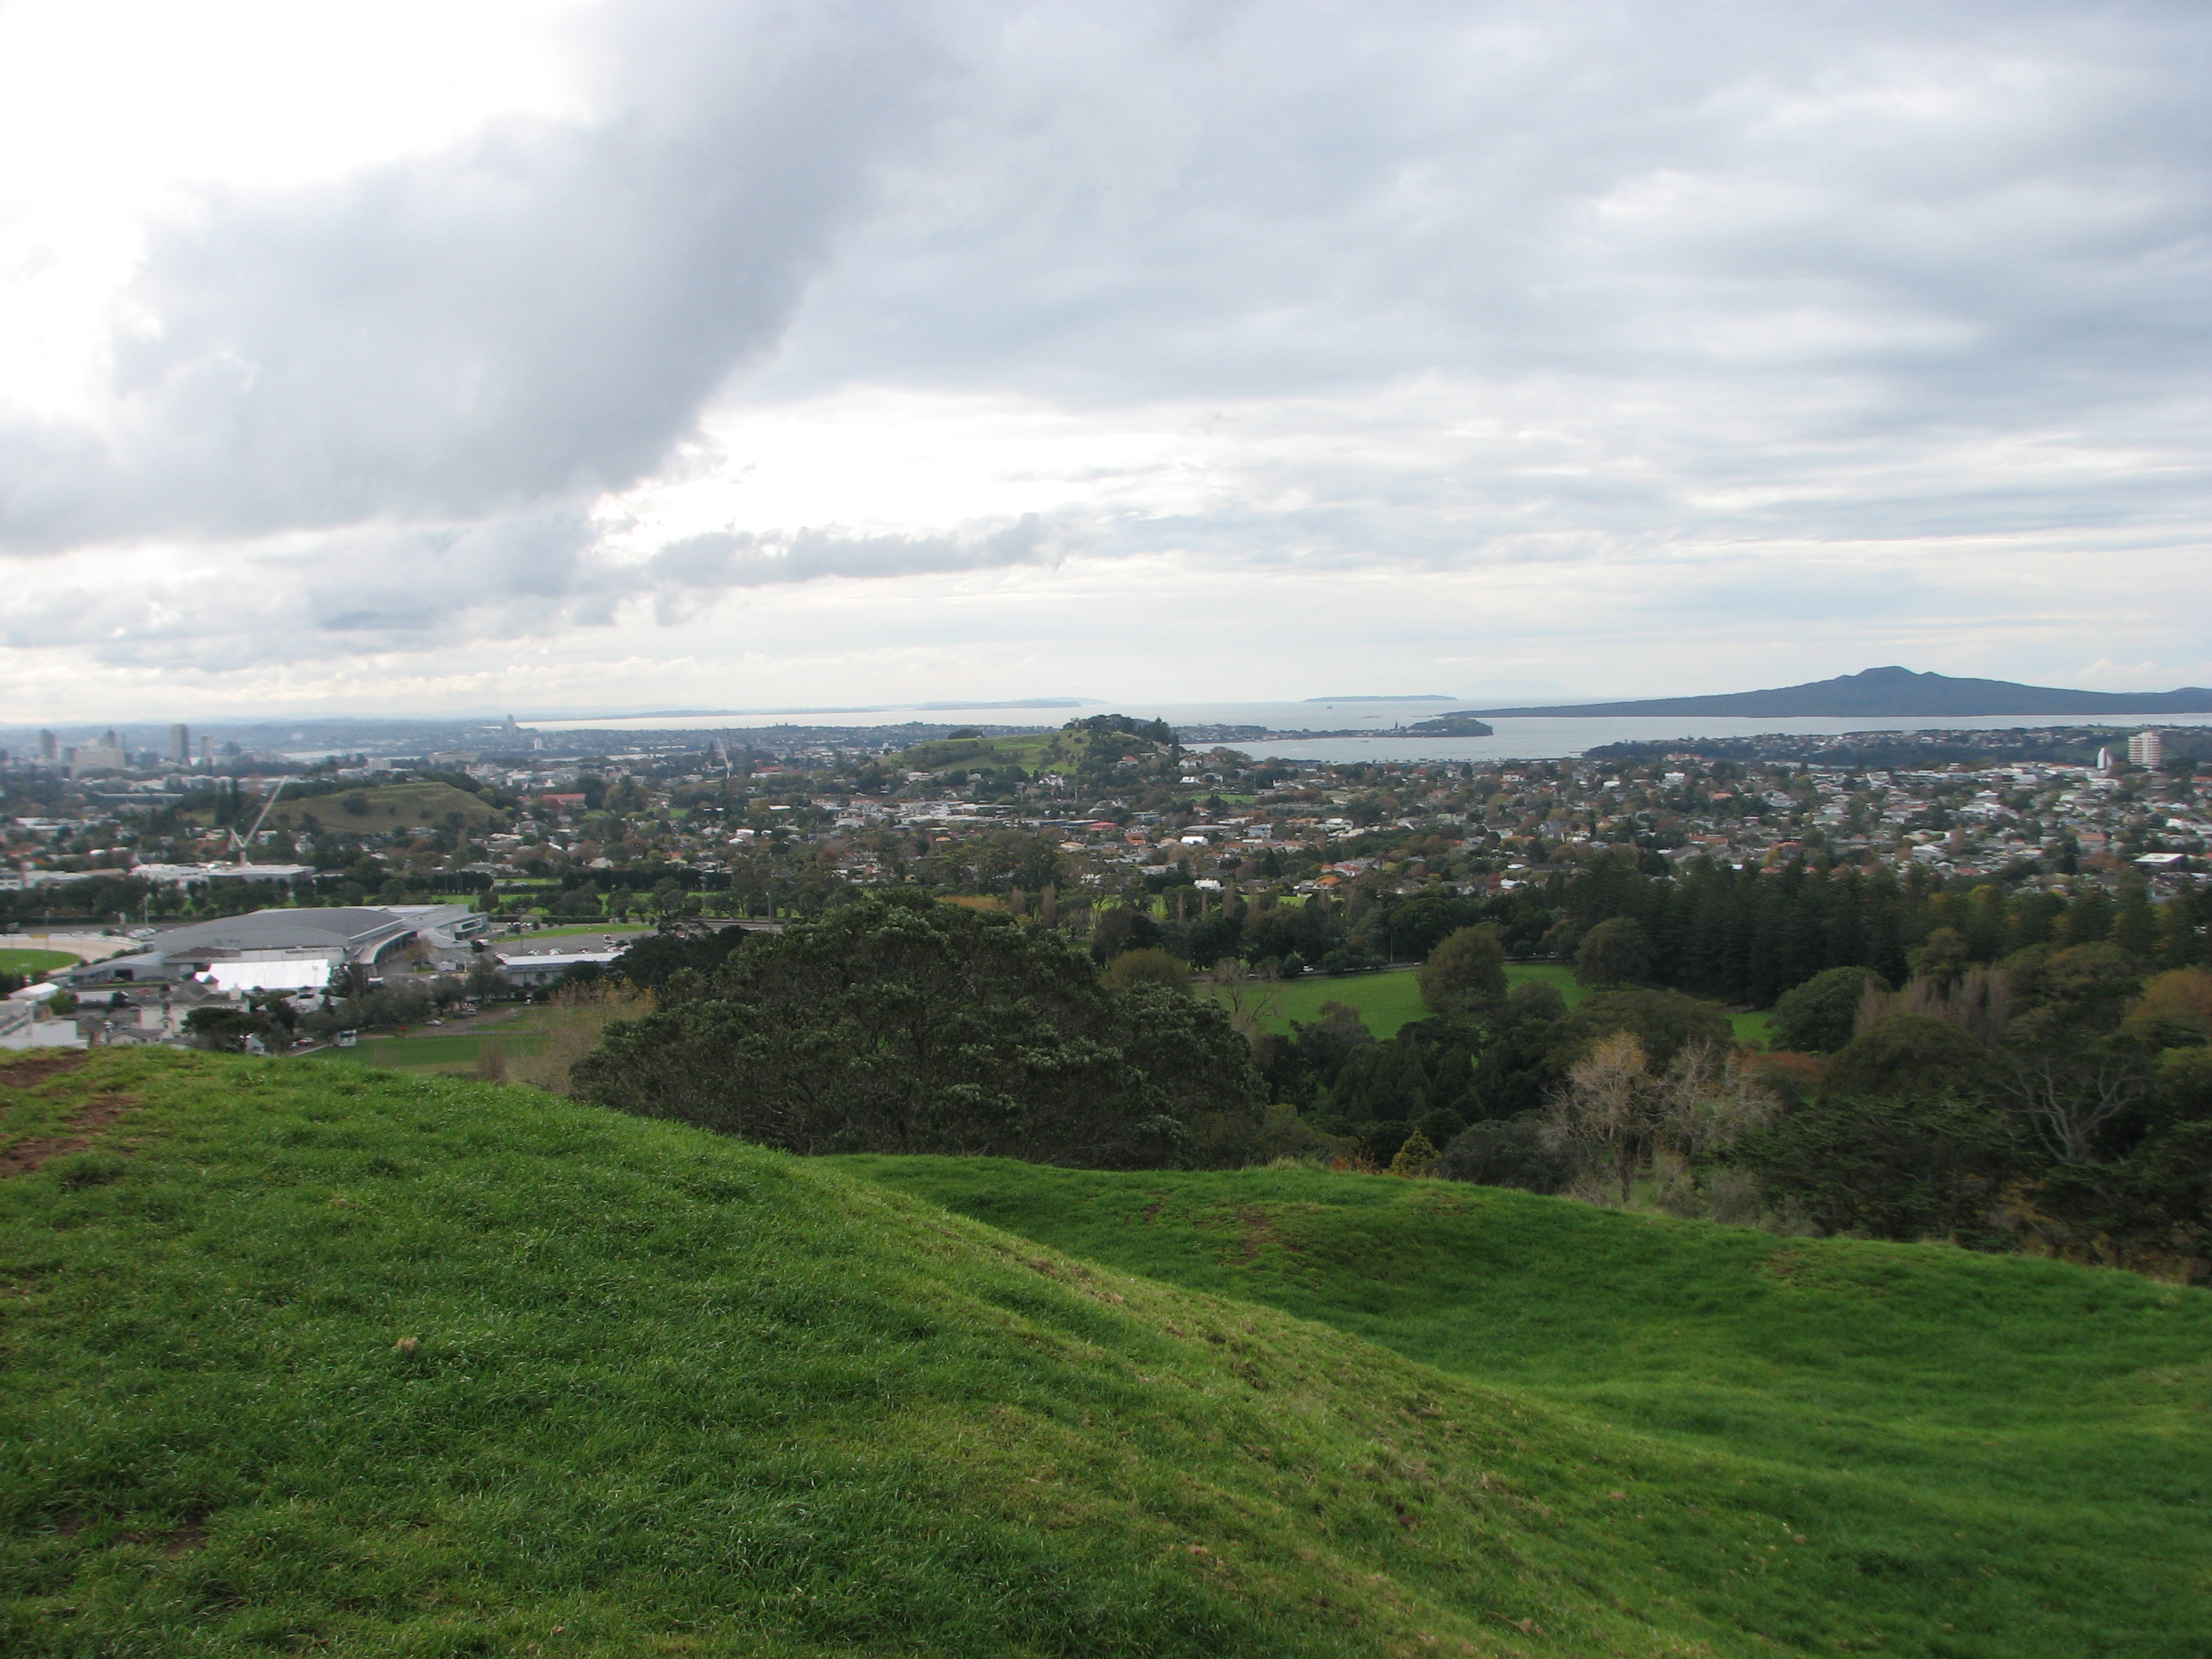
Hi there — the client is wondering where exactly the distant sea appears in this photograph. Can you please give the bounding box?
[528,700,2212,764]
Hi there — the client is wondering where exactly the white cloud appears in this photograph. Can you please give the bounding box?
[0,0,2208,716]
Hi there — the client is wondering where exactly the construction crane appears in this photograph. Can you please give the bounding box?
[230,776,292,864]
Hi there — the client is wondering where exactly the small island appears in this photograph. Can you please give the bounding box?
[1404,711,1495,735]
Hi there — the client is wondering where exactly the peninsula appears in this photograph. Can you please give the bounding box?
[1469,665,2212,719]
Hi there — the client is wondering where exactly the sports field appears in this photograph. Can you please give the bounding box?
[1221,962,1773,1046]
[298,1010,557,1074]
[0,950,78,980]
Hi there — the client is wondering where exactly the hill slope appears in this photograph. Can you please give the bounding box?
[1470,665,2212,718]
[843,1157,2212,1659]
[260,780,505,833]
[2,1049,1990,1658]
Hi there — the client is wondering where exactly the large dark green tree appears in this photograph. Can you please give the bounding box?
[1418,925,1509,1017]
[574,891,1263,1167]
[1768,965,1890,1053]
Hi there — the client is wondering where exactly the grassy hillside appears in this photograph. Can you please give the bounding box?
[0,1049,2025,1658]
[259,781,505,833]
[898,724,1167,780]
[843,1157,2212,1659]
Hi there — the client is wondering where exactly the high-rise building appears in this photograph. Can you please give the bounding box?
[36,730,56,763]
[2127,731,2164,769]
[169,723,190,764]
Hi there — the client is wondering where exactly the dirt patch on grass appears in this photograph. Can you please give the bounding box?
[1,1093,137,1177]
[1235,1208,1302,1265]
[0,1052,90,1089]
[148,1516,208,1558]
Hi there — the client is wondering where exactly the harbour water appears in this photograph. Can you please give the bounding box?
[528,699,2212,763]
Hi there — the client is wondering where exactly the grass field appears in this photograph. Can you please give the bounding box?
[299,1028,551,1073]
[257,781,505,834]
[0,1047,2024,1659]
[844,1155,2212,1659]
[0,950,76,980]
[298,1009,560,1075]
[1227,964,1773,1046]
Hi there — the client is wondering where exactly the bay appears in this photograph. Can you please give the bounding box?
[527,699,2212,763]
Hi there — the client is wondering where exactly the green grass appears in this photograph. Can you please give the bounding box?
[0,950,76,979]
[299,1030,550,1073]
[1229,964,1577,1038]
[1231,964,1771,1047]
[0,1049,1928,1658]
[1731,1008,1774,1049]
[1236,965,1432,1036]
[258,781,504,834]
[295,1009,565,1075]
[840,1156,2212,1659]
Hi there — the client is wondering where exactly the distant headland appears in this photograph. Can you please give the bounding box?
[1467,666,2212,720]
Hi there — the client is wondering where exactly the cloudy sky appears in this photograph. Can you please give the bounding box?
[2,0,2207,718]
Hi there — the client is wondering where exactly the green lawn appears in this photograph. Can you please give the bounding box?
[1231,963,1771,1047]
[0,950,76,980]
[1232,965,1431,1036]
[299,1028,551,1073]
[1229,962,1573,1038]
[0,1048,1962,1657]
[843,1155,2212,1659]
[296,1008,562,1075]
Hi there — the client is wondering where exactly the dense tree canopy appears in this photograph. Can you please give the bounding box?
[1418,925,1508,1017]
[575,892,1264,1167]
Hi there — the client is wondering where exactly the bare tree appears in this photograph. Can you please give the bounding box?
[1543,1031,1653,1205]
[1856,965,2012,1046]
[1542,1035,1775,1206]
[1997,1049,2148,1166]
[1207,958,1281,1044]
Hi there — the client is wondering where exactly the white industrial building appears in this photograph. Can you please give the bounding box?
[493,949,622,987]
[58,904,487,991]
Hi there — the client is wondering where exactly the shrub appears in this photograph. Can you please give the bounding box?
[1436,1116,1574,1194]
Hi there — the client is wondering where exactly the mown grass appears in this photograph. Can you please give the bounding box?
[843,1156,2212,1659]
[0,1048,2023,1658]
[0,950,77,979]
[1230,964,1771,1046]
[1236,963,1577,1038]
[298,1029,551,1073]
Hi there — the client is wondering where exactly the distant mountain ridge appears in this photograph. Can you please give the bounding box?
[1469,666,2212,719]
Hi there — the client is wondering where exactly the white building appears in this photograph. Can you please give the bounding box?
[0,1000,86,1050]
[495,950,622,987]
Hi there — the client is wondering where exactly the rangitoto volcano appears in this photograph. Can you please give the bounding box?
[1468,665,2212,720]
